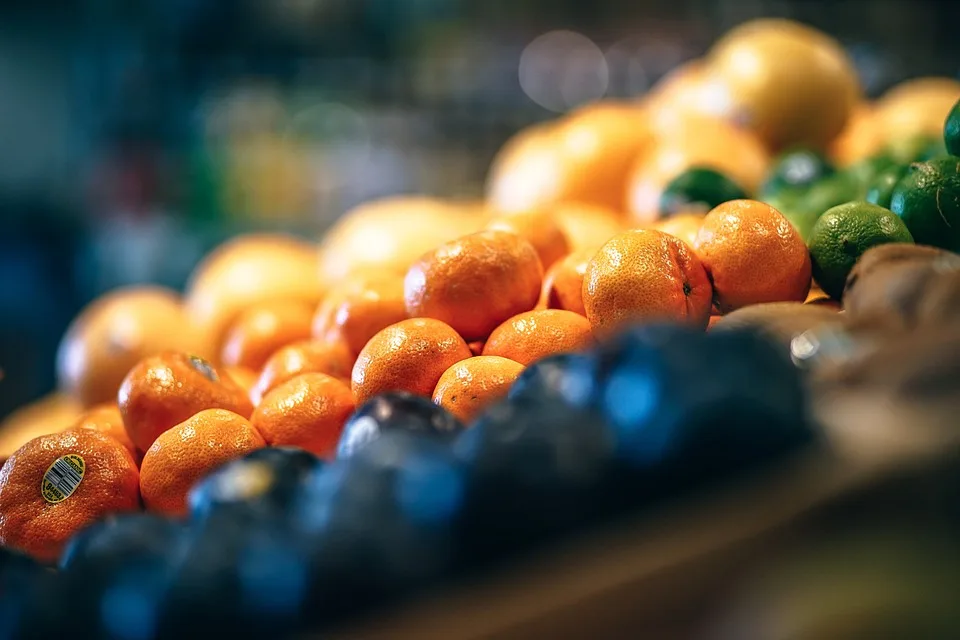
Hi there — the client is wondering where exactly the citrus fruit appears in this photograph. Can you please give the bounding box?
[582,229,713,338]
[251,339,353,406]
[873,77,960,145]
[311,271,408,357]
[482,309,594,365]
[432,356,525,423]
[67,404,137,461]
[885,134,948,164]
[946,98,960,157]
[830,102,882,166]
[351,318,472,405]
[0,430,140,562]
[659,167,748,216]
[807,201,914,300]
[404,230,543,341]
[184,234,323,357]
[539,248,595,316]
[56,287,208,408]
[251,373,355,458]
[219,300,315,371]
[550,203,625,251]
[138,409,265,517]
[654,212,704,247]
[486,102,652,213]
[118,352,254,453]
[703,19,860,151]
[695,199,812,312]
[485,209,571,270]
[845,153,899,196]
[865,164,911,209]
[0,394,81,465]
[468,341,485,357]
[760,149,836,198]
[770,171,862,241]
[317,196,486,283]
[626,115,771,225]
[889,157,960,251]
[223,366,259,397]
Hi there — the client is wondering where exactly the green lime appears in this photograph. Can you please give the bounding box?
[773,172,861,241]
[760,148,836,199]
[808,201,914,299]
[946,98,960,157]
[659,166,748,216]
[885,134,947,164]
[865,164,911,209]
[845,153,898,198]
[889,157,960,252]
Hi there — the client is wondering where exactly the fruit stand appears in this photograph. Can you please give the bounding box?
[1,13,960,640]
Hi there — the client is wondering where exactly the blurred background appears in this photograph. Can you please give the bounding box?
[1,0,958,419]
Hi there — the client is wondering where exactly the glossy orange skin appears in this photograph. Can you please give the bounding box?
[118,352,254,454]
[220,301,315,371]
[485,210,571,271]
[251,373,355,459]
[404,231,543,342]
[694,200,812,313]
[56,287,208,408]
[312,272,408,357]
[583,229,713,339]
[352,318,472,405]
[655,213,705,248]
[540,248,595,316]
[551,203,626,252]
[0,430,140,562]
[67,404,138,462]
[432,356,524,424]
[139,409,265,517]
[251,339,353,406]
[483,310,594,365]
[223,366,259,397]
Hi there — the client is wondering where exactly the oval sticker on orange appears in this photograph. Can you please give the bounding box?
[41,454,86,504]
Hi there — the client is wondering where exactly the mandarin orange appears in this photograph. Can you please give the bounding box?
[432,356,524,423]
[482,309,594,365]
[220,300,315,371]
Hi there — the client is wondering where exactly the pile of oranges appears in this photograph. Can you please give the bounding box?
[1,17,959,564]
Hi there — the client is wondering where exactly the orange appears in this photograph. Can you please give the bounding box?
[654,213,705,248]
[707,314,723,331]
[583,229,713,339]
[0,429,140,562]
[405,231,543,341]
[873,77,960,144]
[352,318,472,405]
[67,404,137,462]
[694,199,812,313]
[432,356,525,423]
[139,409,265,516]
[0,394,82,465]
[251,373,355,459]
[312,271,408,357]
[625,116,770,226]
[550,202,626,251]
[223,366,259,397]
[250,339,353,406]
[703,19,861,151]
[118,352,254,453]
[468,341,485,357]
[539,248,595,316]
[56,286,209,408]
[483,309,594,365]
[485,209,571,270]
[184,234,324,358]
[220,300,315,371]
[486,102,652,213]
[318,196,487,283]
[829,102,882,167]
[805,285,831,304]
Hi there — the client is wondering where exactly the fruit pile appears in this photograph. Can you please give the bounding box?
[1,17,959,640]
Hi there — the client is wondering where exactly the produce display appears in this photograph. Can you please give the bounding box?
[1,16,960,640]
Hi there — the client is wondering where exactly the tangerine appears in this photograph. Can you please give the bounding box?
[485,209,571,270]
[312,271,408,357]
[432,356,524,423]
[482,309,594,365]
[220,300,315,371]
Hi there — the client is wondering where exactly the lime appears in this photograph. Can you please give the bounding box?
[845,153,898,198]
[889,157,960,251]
[865,164,911,209]
[808,201,914,299]
[659,166,748,216]
[772,172,861,241]
[946,98,960,157]
[760,148,835,199]
[885,134,947,164]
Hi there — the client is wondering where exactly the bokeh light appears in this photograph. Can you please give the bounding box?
[519,31,609,113]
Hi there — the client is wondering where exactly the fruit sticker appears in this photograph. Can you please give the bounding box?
[41,454,85,504]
